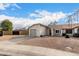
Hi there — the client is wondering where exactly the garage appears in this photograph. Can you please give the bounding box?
[30,29,37,37]
[29,23,50,37]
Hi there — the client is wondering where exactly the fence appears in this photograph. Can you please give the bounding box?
[2,30,29,35]
[3,31,12,35]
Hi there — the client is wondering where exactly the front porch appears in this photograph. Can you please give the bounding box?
[51,29,77,37]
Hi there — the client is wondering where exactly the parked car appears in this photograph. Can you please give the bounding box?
[65,34,70,38]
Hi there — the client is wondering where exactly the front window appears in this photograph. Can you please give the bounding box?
[56,30,60,33]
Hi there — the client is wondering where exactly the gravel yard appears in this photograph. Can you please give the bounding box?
[17,36,79,54]
[0,35,13,41]
[0,35,79,55]
[0,35,29,45]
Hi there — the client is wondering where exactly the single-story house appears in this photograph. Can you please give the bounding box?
[28,23,50,37]
[50,23,79,36]
[29,23,79,37]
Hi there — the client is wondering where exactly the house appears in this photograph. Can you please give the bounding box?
[50,23,79,36]
[28,23,79,37]
[28,23,50,37]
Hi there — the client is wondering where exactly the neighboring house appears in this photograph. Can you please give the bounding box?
[50,23,79,36]
[13,29,28,35]
[28,23,50,37]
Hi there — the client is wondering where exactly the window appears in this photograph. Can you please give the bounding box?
[66,29,72,34]
[56,30,59,33]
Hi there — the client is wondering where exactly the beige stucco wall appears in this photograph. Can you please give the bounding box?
[29,25,48,37]
[51,28,61,36]
[51,28,77,37]
[73,28,78,34]
[51,28,55,36]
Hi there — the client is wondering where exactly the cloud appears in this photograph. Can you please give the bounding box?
[0,14,38,30]
[29,10,67,25]
[12,4,21,9]
[0,3,10,10]
[0,10,67,30]
[0,3,21,10]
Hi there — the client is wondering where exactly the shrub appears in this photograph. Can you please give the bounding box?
[62,33,66,36]
[40,35,44,37]
[65,34,70,38]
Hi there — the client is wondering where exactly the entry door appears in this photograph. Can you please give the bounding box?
[30,29,37,37]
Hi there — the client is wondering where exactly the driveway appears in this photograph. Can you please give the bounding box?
[0,35,29,45]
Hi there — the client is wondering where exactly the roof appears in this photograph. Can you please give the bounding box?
[28,23,79,30]
[28,23,50,29]
[51,23,79,30]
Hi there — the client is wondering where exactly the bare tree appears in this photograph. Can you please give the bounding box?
[73,8,79,23]
[48,21,58,27]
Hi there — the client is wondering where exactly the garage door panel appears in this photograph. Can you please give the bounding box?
[30,29,37,37]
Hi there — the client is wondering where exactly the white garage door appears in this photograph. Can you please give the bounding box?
[30,29,37,37]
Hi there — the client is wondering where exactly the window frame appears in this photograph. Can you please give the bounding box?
[55,30,60,33]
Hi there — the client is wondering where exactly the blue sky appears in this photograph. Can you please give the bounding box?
[0,3,79,29]
[0,3,79,17]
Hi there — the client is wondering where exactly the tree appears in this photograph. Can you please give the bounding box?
[48,21,58,27]
[1,19,13,31]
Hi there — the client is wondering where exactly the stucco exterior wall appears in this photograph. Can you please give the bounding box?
[51,28,61,36]
[51,28,55,36]
[73,28,78,34]
[29,25,48,37]
[51,28,74,36]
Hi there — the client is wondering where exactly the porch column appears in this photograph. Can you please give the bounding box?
[60,30,63,36]
[62,30,65,33]
[29,29,30,37]
[51,28,55,36]
[74,28,78,33]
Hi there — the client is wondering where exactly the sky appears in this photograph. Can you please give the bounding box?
[0,3,79,29]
